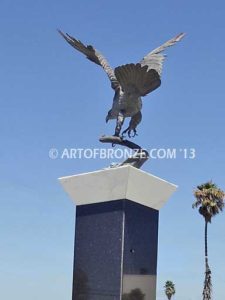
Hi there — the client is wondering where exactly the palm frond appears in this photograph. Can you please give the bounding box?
[192,181,225,222]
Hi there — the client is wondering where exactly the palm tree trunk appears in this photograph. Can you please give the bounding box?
[205,220,209,269]
[203,221,212,300]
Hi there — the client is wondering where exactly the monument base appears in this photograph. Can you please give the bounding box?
[59,166,177,300]
[73,199,158,300]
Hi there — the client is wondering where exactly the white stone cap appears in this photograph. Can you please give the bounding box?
[58,165,177,210]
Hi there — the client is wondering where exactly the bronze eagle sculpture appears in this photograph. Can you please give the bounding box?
[59,30,185,138]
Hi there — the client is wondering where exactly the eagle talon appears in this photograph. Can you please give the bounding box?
[132,129,138,137]
[122,128,138,139]
[121,132,126,139]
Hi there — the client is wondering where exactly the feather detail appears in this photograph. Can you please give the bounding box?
[58,29,120,90]
[140,33,185,76]
[115,63,161,96]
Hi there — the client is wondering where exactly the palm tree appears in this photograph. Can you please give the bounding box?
[164,280,175,300]
[192,181,225,300]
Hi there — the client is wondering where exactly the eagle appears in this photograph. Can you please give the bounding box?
[58,30,185,138]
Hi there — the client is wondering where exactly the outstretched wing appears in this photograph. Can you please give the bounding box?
[114,33,185,97]
[140,33,185,76]
[58,30,120,90]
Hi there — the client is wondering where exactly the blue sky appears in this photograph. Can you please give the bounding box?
[1,0,225,299]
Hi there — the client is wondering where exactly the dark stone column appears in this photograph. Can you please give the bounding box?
[72,200,159,300]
